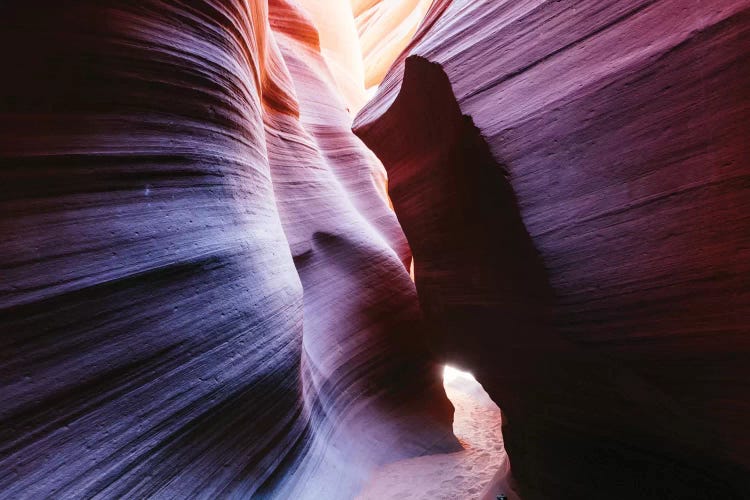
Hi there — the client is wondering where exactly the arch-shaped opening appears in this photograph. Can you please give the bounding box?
[357,364,517,499]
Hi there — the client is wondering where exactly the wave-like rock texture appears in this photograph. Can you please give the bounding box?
[0,1,458,497]
[355,1,750,499]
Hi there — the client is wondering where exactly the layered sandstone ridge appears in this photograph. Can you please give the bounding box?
[355,1,750,499]
[0,1,456,498]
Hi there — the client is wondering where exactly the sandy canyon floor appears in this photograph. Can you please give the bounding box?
[357,367,520,500]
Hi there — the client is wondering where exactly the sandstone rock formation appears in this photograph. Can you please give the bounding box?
[0,1,456,497]
[354,1,750,498]
[2,0,749,498]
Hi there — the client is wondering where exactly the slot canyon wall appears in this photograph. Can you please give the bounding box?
[1,0,748,499]
[0,1,458,498]
[354,0,750,499]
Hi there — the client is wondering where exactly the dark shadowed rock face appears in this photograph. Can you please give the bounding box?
[0,1,457,498]
[355,1,750,498]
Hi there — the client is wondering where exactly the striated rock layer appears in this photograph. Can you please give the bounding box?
[0,1,457,498]
[355,0,750,498]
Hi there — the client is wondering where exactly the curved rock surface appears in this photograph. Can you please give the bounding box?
[0,1,456,497]
[355,1,750,498]
[3,0,749,498]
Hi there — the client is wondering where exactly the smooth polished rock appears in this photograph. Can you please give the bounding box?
[0,1,455,497]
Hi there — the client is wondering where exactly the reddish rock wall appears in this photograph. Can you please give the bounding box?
[355,1,750,498]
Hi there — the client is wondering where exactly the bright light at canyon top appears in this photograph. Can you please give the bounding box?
[297,0,433,114]
[443,364,477,384]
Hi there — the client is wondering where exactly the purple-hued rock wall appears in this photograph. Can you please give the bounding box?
[1,0,749,498]
[355,1,750,498]
[0,1,456,497]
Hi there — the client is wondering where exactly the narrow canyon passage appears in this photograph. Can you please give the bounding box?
[1,1,748,499]
[358,366,517,500]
